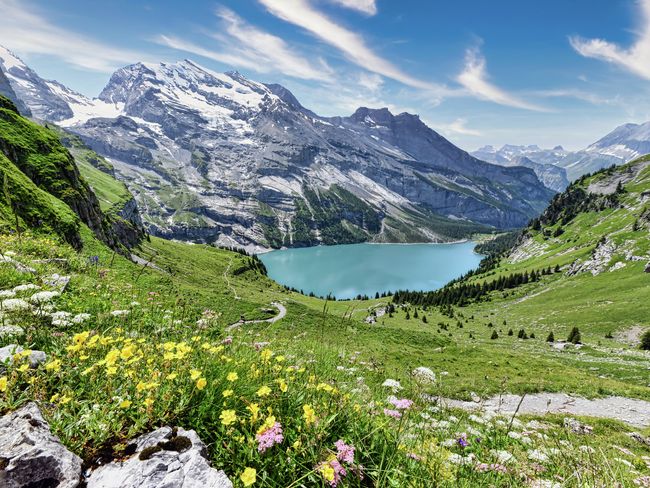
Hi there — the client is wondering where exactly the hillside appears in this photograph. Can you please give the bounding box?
[0,47,555,250]
[0,95,143,252]
[1,98,649,485]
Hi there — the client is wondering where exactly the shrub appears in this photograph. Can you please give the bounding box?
[568,327,581,344]
[546,332,555,342]
[490,330,498,340]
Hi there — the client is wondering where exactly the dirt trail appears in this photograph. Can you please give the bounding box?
[439,393,650,428]
[227,302,287,330]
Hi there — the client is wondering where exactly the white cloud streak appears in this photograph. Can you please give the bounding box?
[156,7,333,82]
[457,46,546,111]
[0,0,146,72]
[257,0,449,94]
[326,0,377,15]
[569,0,650,80]
[439,118,483,137]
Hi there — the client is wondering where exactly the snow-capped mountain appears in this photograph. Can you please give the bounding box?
[555,122,650,180]
[472,145,569,192]
[0,46,555,249]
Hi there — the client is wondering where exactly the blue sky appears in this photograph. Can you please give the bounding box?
[1,0,650,150]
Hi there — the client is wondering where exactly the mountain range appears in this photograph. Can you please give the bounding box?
[0,45,554,250]
[474,120,650,184]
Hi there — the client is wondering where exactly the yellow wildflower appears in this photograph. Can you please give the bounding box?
[120,344,136,360]
[222,389,234,398]
[119,399,132,409]
[196,377,207,390]
[303,404,317,425]
[18,364,29,373]
[319,463,335,482]
[45,359,61,372]
[105,349,120,366]
[260,349,273,362]
[60,395,72,405]
[0,376,7,392]
[220,409,237,426]
[256,385,271,397]
[143,397,154,408]
[317,382,334,393]
[275,355,285,363]
[190,369,201,380]
[277,379,288,393]
[247,403,260,423]
[256,415,276,435]
[166,373,178,380]
[240,467,257,486]
[227,371,238,382]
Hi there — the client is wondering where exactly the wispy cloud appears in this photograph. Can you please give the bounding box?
[155,7,332,82]
[457,46,546,111]
[257,0,449,95]
[327,0,377,15]
[0,0,146,72]
[438,118,483,137]
[532,89,620,106]
[569,0,650,80]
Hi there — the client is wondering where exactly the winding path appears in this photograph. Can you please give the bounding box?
[227,302,287,330]
[438,393,650,428]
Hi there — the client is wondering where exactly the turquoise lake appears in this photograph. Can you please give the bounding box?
[258,241,483,300]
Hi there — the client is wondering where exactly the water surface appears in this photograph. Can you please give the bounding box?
[259,242,482,300]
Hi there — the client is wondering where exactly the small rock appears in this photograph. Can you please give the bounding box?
[0,402,82,488]
[412,366,436,384]
[44,273,71,291]
[86,426,232,488]
[0,344,47,368]
[629,432,650,446]
[563,417,593,434]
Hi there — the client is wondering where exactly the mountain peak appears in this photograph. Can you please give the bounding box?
[350,107,394,126]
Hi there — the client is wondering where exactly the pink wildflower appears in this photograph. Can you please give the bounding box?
[383,408,402,419]
[317,458,347,487]
[475,463,507,474]
[256,422,284,452]
[407,452,422,461]
[389,398,413,410]
[222,336,233,345]
[334,439,355,464]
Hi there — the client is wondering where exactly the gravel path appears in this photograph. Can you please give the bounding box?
[226,302,287,330]
[439,393,650,428]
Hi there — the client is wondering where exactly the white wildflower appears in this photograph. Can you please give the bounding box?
[30,291,60,304]
[13,283,40,293]
[72,313,91,324]
[382,378,402,391]
[1,298,30,311]
[0,290,16,298]
[111,310,130,317]
[412,366,436,384]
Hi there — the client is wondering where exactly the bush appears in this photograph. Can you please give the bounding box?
[568,327,581,344]
[507,329,513,336]
[546,332,555,342]
[490,330,498,340]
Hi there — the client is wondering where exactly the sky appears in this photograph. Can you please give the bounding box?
[1,0,650,151]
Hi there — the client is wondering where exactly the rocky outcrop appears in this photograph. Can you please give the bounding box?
[0,403,83,488]
[86,427,232,488]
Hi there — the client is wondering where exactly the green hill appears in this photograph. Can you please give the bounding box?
[1,102,649,486]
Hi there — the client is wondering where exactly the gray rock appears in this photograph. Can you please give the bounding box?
[86,427,232,488]
[0,402,82,488]
[0,344,47,368]
[563,417,593,434]
[43,273,71,291]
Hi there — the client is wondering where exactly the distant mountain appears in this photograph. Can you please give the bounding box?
[0,46,555,250]
[472,145,569,192]
[556,122,650,180]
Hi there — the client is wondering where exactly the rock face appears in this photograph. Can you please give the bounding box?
[0,47,556,250]
[0,402,83,488]
[86,426,232,488]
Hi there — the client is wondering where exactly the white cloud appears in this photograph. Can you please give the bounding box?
[156,7,333,82]
[326,0,377,15]
[569,0,650,80]
[257,0,449,95]
[532,89,619,106]
[438,118,483,137]
[357,72,384,92]
[0,0,146,72]
[457,46,546,111]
